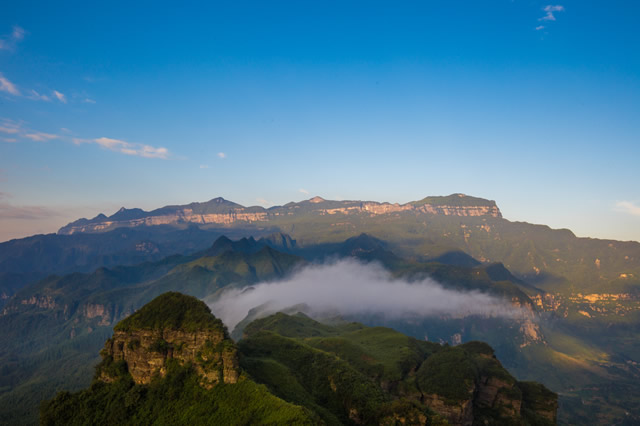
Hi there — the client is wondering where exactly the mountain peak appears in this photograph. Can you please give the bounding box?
[114,292,225,333]
[309,196,325,203]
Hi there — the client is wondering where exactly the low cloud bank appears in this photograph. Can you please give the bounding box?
[210,259,522,331]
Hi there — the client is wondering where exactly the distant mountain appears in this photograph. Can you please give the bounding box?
[40,293,557,425]
[53,194,640,294]
[58,193,502,235]
[0,226,226,305]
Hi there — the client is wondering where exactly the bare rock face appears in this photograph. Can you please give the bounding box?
[423,393,474,426]
[98,292,239,388]
[101,329,238,387]
[417,343,557,426]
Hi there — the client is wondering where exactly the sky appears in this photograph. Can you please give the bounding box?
[1,0,639,243]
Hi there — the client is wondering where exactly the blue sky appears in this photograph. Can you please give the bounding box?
[1,0,639,242]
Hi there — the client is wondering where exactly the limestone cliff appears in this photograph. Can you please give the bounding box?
[58,193,502,234]
[98,292,239,388]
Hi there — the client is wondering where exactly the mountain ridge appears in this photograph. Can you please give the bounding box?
[58,193,502,235]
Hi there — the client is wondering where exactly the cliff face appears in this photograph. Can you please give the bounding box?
[98,292,240,388]
[101,328,239,387]
[58,193,502,234]
[419,358,557,426]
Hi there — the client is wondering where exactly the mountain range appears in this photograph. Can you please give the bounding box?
[1,194,639,424]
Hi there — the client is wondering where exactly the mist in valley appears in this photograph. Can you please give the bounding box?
[209,259,525,332]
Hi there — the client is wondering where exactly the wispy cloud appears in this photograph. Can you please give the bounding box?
[299,188,309,195]
[0,118,59,142]
[28,90,51,101]
[1,137,17,143]
[0,195,59,219]
[212,260,523,331]
[256,197,273,207]
[78,137,170,159]
[0,73,20,95]
[4,117,170,159]
[540,5,565,21]
[0,25,25,51]
[217,152,226,159]
[615,201,640,217]
[53,90,67,103]
[200,164,209,169]
[535,25,545,31]
[12,26,25,41]
[24,131,58,142]
[0,119,20,134]
[83,98,96,104]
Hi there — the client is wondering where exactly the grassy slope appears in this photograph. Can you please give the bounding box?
[240,312,555,426]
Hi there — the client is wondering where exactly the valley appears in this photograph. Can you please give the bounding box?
[1,194,639,424]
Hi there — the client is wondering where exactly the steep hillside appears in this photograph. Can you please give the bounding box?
[0,237,304,425]
[41,294,556,426]
[40,293,315,425]
[240,312,557,425]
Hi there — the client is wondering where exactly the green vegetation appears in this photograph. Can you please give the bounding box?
[114,292,224,333]
[3,217,639,424]
[409,193,498,207]
[41,362,315,426]
[38,296,557,425]
[240,312,556,425]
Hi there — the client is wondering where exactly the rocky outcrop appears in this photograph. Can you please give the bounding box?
[102,328,239,387]
[423,393,474,426]
[98,292,240,389]
[417,343,557,426]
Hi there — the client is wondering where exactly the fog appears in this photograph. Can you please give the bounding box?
[210,259,523,331]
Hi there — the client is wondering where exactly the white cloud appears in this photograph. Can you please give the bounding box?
[83,98,96,104]
[535,25,545,31]
[0,120,20,134]
[0,25,25,51]
[540,5,564,21]
[217,152,226,159]
[72,137,89,145]
[211,260,523,331]
[1,137,17,143]
[90,137,169,159]
[299,188,309,195]
[256,198,273,207]
[200,164,209,169]
[24,131,58,142]
[12,26,25,41]
[53,90,67,103]
[28,90,51,101]
[615,201,640,217]
[0,73,20,95]
[0,201,59,220]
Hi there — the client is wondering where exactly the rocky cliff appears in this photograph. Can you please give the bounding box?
[58,193,502,234]
[98,292,239,388]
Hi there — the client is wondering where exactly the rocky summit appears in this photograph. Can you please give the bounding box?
[99,292,239,388]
